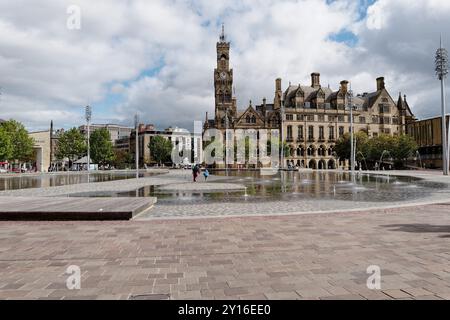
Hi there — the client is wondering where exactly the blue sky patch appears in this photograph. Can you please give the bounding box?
[329,30,359,47]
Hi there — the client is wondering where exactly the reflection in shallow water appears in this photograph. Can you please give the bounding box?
[0,172,156,191]
[69,171,449,205]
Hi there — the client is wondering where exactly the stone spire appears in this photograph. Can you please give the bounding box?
[220,23,226,42]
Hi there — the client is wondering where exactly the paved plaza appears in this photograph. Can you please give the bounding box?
[1,170,450,300]
[1,202,450,300]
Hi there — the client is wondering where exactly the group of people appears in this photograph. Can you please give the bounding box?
[192,164,209,182]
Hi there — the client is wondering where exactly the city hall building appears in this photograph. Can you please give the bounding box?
[204,27,415,169]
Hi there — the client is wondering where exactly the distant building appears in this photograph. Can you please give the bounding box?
[29,130,52,172]
[27,121,64,172]
[79,124,133,144]
[407,115,450,169]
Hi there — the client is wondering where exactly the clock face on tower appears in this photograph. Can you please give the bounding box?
[220,71,227,80]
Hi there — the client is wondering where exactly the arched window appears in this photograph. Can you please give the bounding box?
[246,115,251,123]
[271,116,279,127]
[251,115,256,123]
[328,146,334,156]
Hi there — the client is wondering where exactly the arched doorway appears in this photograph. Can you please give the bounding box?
[309,159,317,169]
[327,159,336,169]
[318,159,326,170]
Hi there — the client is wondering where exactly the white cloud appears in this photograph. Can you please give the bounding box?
[0,0,449,131]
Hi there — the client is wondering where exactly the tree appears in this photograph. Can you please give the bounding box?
[148,135,173,165]
[336,132,418,169]
[0,125,13,161]
[112,149,133,169]
[334,131,369,162]
[391,135,418,168]
[56,127,86,164]
[0,120,34,164]
[89,128,115,166]
[366,134,396,163]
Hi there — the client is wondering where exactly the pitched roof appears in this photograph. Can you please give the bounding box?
[397,94,414,117]
[236,106,265,123]
[284,84,336,104]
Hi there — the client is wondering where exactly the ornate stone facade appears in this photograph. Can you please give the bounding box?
[205,27,415,169]
[282,75,415,169]
[204,26,280,134]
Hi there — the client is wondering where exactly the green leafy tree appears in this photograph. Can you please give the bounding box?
[334,131,369,161]
[89,128,115,166]
[336,132,418,169]
[366,134,396,163]
[112,149,133,169]
[56,127,86,163]
[391,135,418,168]
[148,135,173,165]
[0,125,13,161]
[0,120,34,165]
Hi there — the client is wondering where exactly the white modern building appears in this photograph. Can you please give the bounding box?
[79,124,133,144]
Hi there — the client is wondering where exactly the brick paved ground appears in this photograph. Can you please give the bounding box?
[1,203,450,300]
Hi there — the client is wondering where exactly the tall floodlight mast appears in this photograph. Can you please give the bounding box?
[85,105,92,173]
[436,36,449,175]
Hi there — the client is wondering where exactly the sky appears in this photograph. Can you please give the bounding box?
[0,0,449,131]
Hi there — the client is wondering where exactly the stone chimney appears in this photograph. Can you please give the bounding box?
[376,77,385,91]
[311,73,320,88]
[274,78,282,109]
[340,80,349,94]
[276,78,282,91]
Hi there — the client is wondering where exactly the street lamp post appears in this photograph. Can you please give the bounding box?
[280,99,285,170]
[436,36,449,175]
[347,89,356,174]
[134,114,139,179]
[85,106,92,172]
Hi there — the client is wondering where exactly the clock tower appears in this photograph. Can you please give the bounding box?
[214,24,236,127]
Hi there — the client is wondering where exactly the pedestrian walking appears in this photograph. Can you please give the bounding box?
[203,168,209,181]
[192,164,200,182]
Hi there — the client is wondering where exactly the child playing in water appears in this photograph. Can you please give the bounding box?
[203,169,209,181]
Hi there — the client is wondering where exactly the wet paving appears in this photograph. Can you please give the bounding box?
[68,171,449,204]
[0,172,158,191]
